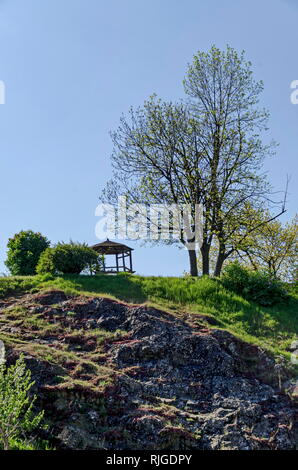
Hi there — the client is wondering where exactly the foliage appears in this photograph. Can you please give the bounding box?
[221,262,288,306]
[5,438,53,450]
[291,266,298,284]
[5,230,50,276]
[236,214,298,280]
[36,242,101,275]
[195,211,298,282]
[0,353,44,450]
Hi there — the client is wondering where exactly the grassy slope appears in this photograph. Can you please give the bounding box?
[0,273,297,361]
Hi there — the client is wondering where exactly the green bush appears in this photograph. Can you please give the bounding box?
[221,262,288,306]
[36,242,101,275]
[5,230,50,276]
[0,352,44,450]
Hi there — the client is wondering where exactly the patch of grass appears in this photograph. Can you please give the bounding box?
[0,274,80,299]
[63,273,146,303]
[139,276,298,355]
[0,438,54,450]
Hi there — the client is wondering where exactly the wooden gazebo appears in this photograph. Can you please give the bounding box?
[90,239,134,274]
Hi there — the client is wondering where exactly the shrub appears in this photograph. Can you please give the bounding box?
[5,230,50,276]
[0,350,44,450]
[36,242,101,275]
[221,262,288,306]
[36,248,56,275]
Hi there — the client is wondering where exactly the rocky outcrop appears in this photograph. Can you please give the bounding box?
[1,291,297,450]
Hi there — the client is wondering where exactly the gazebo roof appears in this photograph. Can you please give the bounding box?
[90,239,134,255]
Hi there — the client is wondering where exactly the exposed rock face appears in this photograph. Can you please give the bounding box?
[1,291,297,450]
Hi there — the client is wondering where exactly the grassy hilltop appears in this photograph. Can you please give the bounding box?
[0,273,297,360]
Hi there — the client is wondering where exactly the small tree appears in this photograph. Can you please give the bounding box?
[5,230,50,276]
[236,214,298,280]
[0,346,44,450]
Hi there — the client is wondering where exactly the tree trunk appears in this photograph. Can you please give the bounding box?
[214,252,225,277]
[188,249,198,276]
[201,243,210,276]
[245,251,259,271]
[2,435,10,450]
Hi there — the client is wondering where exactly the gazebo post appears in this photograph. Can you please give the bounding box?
[129,251,133,272]
[116,253,119,272]
[122,252,125,271]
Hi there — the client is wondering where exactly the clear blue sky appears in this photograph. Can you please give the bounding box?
[0,0,297,276]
